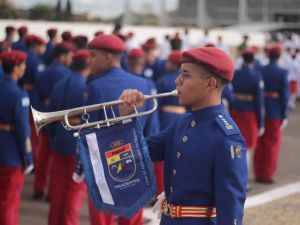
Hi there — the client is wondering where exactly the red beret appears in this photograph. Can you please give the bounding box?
[94,31,104,37]
[168,50,182,64]
[269,43,282,54]
[88,34,126,53]
[57,42,75,51]
[62,31,72,40]
[47,28,58,35]
[18,26,28,34]
[127,48,145,59]
[251,45,259,54]
[24,35,45,45]
[73,49,90,63]
[241,47,255,55]
[204,43,215,47]
[6,26,15,32]
[182,47,235,81]
[0,50,27,66]
[142,37,157,50]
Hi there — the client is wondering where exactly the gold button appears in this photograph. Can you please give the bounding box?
[170,186,173,192]
[182,136,188,142]
[176,152,181,158]
[191,120,196,127]
[173,169,176,175]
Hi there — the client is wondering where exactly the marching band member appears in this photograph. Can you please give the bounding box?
[84,34,160,225]
[231,48,265,180]
[0,51,33,224]
[254,44,289,183]
[47,50,89,225]
[119,47,248,225]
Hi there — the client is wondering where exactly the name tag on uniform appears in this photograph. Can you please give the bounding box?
[76,119,156,218]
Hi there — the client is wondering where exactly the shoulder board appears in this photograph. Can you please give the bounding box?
[215,114,240,136]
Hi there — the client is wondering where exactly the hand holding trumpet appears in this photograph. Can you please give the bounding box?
[119,89,146,116]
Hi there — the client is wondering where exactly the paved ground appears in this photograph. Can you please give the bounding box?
[19,102,300,224]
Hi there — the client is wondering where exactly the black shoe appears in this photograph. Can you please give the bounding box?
[33,191,45,200]
[255,179,275,184]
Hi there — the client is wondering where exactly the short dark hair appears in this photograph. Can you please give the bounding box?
[71,60,89,72]
[53,45,72,58]
[242,53,254,64]
[2,63,16,75]
[196,63,229,90]
[269,51,281,61]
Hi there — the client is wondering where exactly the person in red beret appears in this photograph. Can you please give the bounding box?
[85,34,160,225]
[47,49,90,225]
[4,25,16,44]
[127,48,145,76]
[71,35,88,51]
[61,31,72,42]
[119,47,248,225]
[34,41,74,201]
[142,38,166,81]
[170,33,182,50]
[12,26,28,52]
[254,43,289,183]
[44,28,58,66]
[0,50,34,225]
[231,47,265,190]
[157,50,184,128]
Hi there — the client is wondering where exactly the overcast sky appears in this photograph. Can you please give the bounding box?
[10,0,179,19]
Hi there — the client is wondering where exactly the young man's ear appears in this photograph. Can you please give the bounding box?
[207,77,218,90]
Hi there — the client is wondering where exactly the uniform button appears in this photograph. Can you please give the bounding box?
[182,136,188,142]
[172,169,176,175]
[170,186,173,192]
[191,120,196,127]
[176,152,181,158]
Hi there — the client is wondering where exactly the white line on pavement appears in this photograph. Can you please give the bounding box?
[245,181,300,208]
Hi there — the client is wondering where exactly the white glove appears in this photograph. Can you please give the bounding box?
[258,127,265,137]
[24,164,34,175]
[72,173,85,183]
[152,191,166,219]
[280,119,288,130]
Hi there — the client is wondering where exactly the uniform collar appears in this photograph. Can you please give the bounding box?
[191,104,225,119]
[2,75,17,84]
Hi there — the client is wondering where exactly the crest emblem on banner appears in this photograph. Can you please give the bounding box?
[105,142,136,182]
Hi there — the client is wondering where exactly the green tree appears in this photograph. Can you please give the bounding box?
[0,2,20,19]
[28,4,54,20]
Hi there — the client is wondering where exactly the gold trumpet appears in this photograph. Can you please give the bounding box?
[32,90,178,134]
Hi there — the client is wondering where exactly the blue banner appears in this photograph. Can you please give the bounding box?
[76,119,156,218]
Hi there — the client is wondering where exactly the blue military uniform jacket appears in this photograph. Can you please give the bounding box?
[49,71,86,155]
[12,39,27,52]
[232,65,265,128]
[0,65,4,78]
[36,61,72,112]
[157,71,186,129]
[84,67,160,137]
[18,51,45,108]
[43,41,56,66]
[143,58,166,82]
[147,104,247,225]
[0,76,33,167]
[260,61,289,120]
